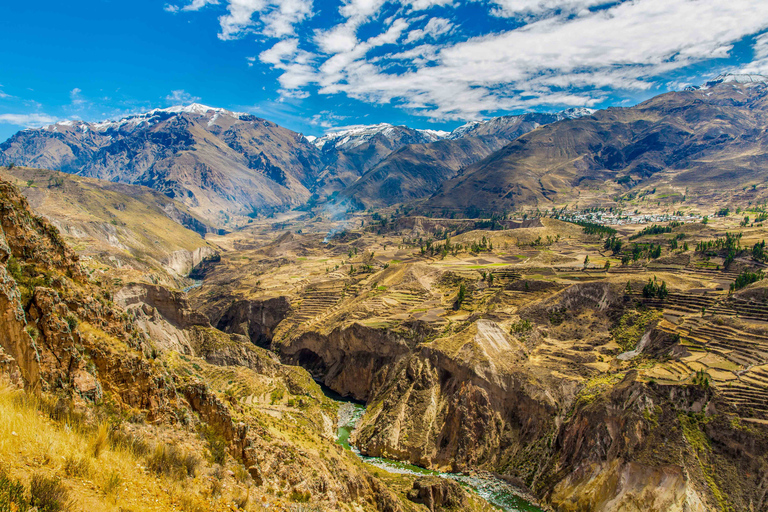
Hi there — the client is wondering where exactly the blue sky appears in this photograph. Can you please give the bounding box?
[2,0,768,142]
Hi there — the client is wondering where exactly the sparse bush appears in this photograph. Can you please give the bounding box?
[64,314,78,332]
[179,494,208,512]
[0,471,29,511]
[91,423,109,458]
[209,478,223,497]
[199,425,228,465]
[233,464,250,484]
[30,474,71,512]
[101,471,122,495]
[108,428,150,457]
[510,319,533,336]
[270,387,285,405]
[234,489,250,509]
[146,443,199,480]
[63,454,92,477]
[290,490,311,503]
[454,284,466,310]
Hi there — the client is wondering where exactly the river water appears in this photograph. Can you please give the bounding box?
[336,401,545,512]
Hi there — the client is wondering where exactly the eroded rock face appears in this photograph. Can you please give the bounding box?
[163,246,218,276]
[407,477,468,512]
[213,297,292,347]
[280,323,412,401]
[115,283,210,353]
[0,265,40,392]
[352,342,567,473]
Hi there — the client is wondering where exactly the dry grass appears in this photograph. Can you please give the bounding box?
[0,380,255,512]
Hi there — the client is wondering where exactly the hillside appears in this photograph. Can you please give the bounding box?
[313,124,449,197]
[337,111,596,208]
[426,78,768,214]
[0,166,217,287]
[0,105,323,229]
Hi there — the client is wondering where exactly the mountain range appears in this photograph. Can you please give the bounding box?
[2,74,768,227]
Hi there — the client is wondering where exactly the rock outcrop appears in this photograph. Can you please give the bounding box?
[212,297,292,347]
[407,477,468,511]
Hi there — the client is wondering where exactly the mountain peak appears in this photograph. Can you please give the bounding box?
[686,73,768,91]
[313,123,448,151]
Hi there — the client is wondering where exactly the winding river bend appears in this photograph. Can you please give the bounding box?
[335,401,545,512]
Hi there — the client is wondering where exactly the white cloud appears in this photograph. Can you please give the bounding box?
[165,90,202,103]
[69,87,86,107]
[179,0,768,120]
[485,0,613,18]
[307,0,768,119]
[218,0,313,40]
[0,89,10,99]
[742,32,768,74]
[0,113,58,127]
[184,0,220,10]
[165,0,219,12]
[259,39,317,90]
[405,17,453,43]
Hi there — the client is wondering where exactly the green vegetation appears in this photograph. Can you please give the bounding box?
[730,269,764,291]
[629,222,682,240]
[510,318,533,338]
[199,424,228,465]
[752,240,766,262]
[575,373,625,407]
[575,221,617,237]
[642,277,668,299]
[613,309,662,351]
[455,283,467,309]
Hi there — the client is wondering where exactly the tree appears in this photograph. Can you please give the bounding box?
[583,255,590,269]
[604,260,611,271]
[455,284,466,310]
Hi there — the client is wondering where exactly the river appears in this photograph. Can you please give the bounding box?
[335,401,545,512]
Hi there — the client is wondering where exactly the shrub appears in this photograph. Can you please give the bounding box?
[101,471,122,495]
[199,425,228,465]
[510,319,533,336]
[0,471,29,511]
[63,454,92,477]
[30,474,71,512]
[290,490,311,503]
[146,443,199,480]
[91,423,109,458]
[64,314,78,333]
[108,429,150,457]
[730,269,764,291]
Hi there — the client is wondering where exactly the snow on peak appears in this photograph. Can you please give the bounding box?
[447,107,595,139]
[446,121,482,140]
[313,123,448,150]
[42,103,252,134]
[556,107,596,120]
[159,103,243,116]
[687,73,768,91]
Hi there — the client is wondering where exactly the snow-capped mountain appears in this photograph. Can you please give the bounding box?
[2,104,323,228]
[313,123,450,151]
[446,108,595,140]
[42,104,250,135]
[686,73,768,91]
